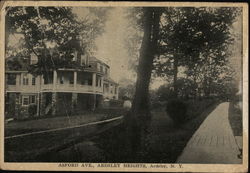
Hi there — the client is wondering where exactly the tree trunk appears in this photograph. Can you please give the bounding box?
[124,8,162,161]
[131,8,161,117]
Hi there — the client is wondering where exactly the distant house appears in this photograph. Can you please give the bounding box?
[5,51,119,119]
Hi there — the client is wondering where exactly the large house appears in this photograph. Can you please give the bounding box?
[5,52,119,119]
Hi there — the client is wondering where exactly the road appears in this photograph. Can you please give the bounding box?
[177,102,242,164]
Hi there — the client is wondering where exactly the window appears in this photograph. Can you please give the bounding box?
[100,65,103,72]
[115,87,117,94]
[97,63,100,71]
[105,68,108,74]
[69,79,74,84]
[72,51,77,61]
[30,95,36,104]
[110,84,113,93]
[81,55,87,65]
[60,76,64,84]
[88,79,92,86]
[7,74,16,85]
[96,77,99,87]
[23,74,29,85]
[69,74,74,84]
[30,53,38,64]
[32,76,36,85]
[99,79,102,87]
[22,96,29,106]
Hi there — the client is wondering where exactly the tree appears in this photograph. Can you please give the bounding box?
[154,7,240,97]
[120,8,164,161]
[155,77,197,101]
[130,7,162,116]
[118,84,135,100]
[5,7,109,81]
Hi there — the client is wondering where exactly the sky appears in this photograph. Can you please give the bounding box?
[92,8,243,90]
[73,7,165,89]
[93,8,135,83]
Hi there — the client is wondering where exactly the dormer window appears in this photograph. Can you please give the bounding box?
[30,53,38,64]
[23,74,29,85]
[81,55,87,66]
[59,76,64,84]
[72,51,77,61]
[32,76,36,85]
[97,63,100,71]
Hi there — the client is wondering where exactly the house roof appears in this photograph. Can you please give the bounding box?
[89,56,110,68]
[104,76,118,85]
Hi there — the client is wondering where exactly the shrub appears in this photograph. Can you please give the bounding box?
[165,99,187,124]
[109,99,123,108]
[28,104,37,117]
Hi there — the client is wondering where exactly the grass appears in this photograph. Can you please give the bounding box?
[138,99,219,163]
[61,98,219,163]
[5,116,124,162]
[5,108,126,137]
[5,99,219,162]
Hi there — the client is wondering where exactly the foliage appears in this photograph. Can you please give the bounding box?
[5,7,109,78]
[109,99,123,108]
[184,98,216,121]
[153,7,240,96]
[154,78,198,103]
[125,7,241,105]
[118,84,135,100]
[165,99,188,124]
[28,104,37,117]
[155,84,175,101]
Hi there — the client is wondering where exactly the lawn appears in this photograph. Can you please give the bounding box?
[5,108,126,137]
[42,98,219,163]
[5,99,219,162]
[5,108,126,162]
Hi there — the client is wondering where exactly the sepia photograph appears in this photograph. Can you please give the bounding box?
[0,1,248,172]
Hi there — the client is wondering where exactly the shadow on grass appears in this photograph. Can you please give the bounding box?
[5,101,219,162]
[88,100,220,163]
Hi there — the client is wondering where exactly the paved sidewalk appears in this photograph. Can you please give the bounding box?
[177,102,242,164]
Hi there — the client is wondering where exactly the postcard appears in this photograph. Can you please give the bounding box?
[0,1,248,172]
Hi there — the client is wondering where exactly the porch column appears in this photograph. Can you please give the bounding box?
[53,70,57,90]
[41,75,44,85]
[92,73,96,91]
[14,93,21,118]
[109,83,112,96]
[36,93,40,116]
[20,73,23,86]
[29,74,32,86]
[71,93,78,114]
[40,93,46,116]
[116,85,119,99]
[16,73,20,86]
[92,73,96,110]
[90,94,96,111]
[51,92,57,116]
[101,76,104,91]
[73,71,77,89]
